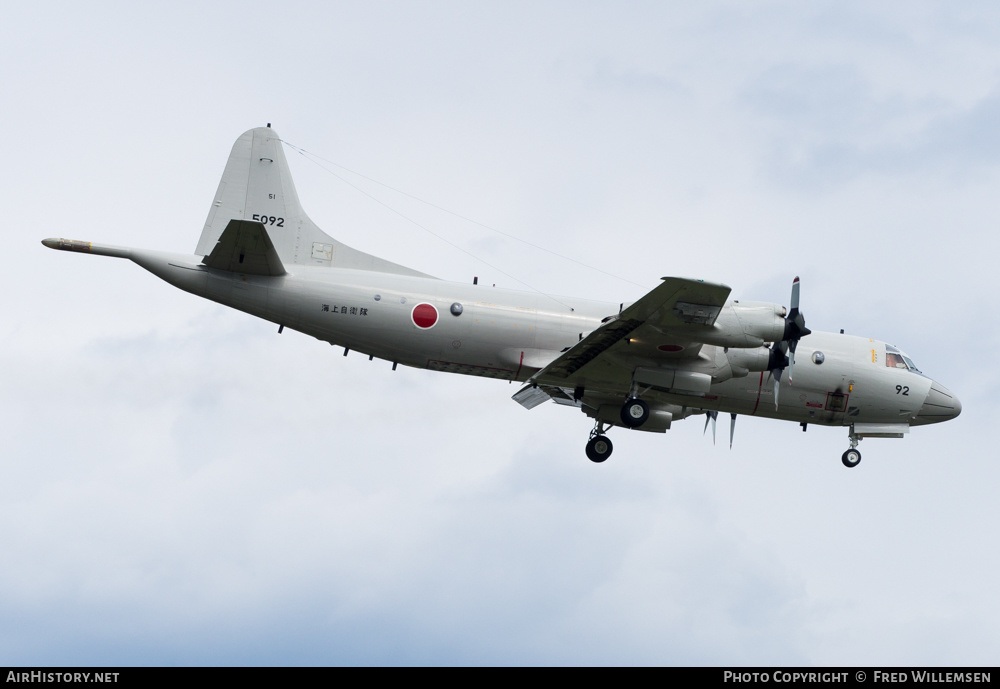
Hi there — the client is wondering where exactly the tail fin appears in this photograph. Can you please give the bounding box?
[196,126,430,277]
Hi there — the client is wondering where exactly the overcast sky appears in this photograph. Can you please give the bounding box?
[3,1,999,666]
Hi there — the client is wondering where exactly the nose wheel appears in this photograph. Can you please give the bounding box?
[842,431,861,468]
[842,449,861,468]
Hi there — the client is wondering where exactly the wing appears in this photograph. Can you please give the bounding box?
[513,277,731,409]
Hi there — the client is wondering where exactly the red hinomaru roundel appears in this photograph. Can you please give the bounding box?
[411,303,438,329]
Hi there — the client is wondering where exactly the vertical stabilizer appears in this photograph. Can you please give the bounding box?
[196,127,430,277]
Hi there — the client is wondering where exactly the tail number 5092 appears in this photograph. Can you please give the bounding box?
[253,214,284,227]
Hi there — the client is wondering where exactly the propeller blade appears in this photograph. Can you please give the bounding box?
[702,410,718,444]
[782,277,809,384]
[768,275,811,407]
[784,276,810,341]
[729,413,737,449]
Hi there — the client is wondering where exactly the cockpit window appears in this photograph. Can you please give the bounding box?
[886,352,907,369]
[885,345,922,373]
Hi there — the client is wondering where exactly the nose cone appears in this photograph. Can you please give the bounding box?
[915,382,962,425]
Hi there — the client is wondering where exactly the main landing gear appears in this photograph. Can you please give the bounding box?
[586,434,613,463]
[586,396,649,462]
[842,432,861,468]
[586,420,613,463]
[620,397,649,428]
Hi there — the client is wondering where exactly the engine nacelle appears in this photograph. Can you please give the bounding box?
[702,345,772,383]
[634,367,712,393]
[697,302,786,348]
[726,346,772,373]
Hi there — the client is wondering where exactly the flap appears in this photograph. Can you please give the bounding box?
[512,385,552,410]
[511,383,582,410]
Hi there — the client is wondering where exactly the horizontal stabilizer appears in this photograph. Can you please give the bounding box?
[202,220,286,276]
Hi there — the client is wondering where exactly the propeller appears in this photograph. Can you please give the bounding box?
[785,276,810,382]
[769,341,787,409]
[703,410,718,445]
[703,411,737,449]
[768,276,812,409]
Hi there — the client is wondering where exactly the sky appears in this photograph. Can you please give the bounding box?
[3,0,999,666]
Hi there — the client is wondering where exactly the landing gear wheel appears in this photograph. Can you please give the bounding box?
[620,398,649,428]
[842,448,861,468]
[586,435,614,463]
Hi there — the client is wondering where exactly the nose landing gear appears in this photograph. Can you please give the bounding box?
[842,432,861,468]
